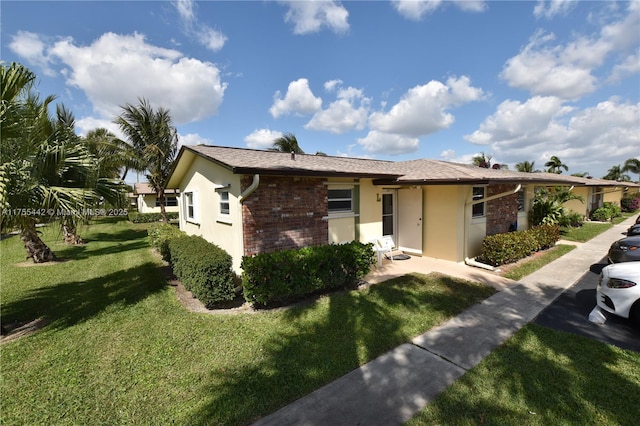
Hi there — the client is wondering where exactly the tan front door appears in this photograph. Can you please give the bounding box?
[398,187,423,254]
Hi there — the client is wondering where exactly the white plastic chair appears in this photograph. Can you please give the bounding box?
[369,236,395,267]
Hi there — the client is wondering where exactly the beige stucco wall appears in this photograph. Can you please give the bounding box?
[423,185,466,261]
[563,187,589,217]
[176,156,244,273]
[603,187,624,205]
[357,180,383,243]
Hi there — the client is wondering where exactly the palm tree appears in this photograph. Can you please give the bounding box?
[0,62,106,261]
[622,158,640,183]
[472,152,492,168]
[602,165,631,182]
[115,98,178,223]
[83,128,142,181]
[515,160,537,173]
[269,132,304,154]
[544,156,568,174]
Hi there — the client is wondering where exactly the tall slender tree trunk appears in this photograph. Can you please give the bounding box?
[21,222,56,263]
[61,217,83,245]
[158,187,168,222]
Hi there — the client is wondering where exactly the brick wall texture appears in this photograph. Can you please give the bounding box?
[241,175,328,256]
[486,184,519,236]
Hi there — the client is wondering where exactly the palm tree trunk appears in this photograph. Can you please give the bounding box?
[21,224,56,263]
[158,188,168,222]
[62,218,84,245]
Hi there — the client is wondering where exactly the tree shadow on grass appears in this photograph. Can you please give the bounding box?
[187,273,495,425]
[54,240,150,260]
[411,323,640,425]
[1,262,167,333]
[83,228,149,244]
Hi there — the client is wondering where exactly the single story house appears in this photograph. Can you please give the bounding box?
[166,145,637,274]
[133,183,180,214]
[562,176,639,218]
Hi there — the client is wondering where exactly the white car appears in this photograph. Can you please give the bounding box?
[597,262,640,326]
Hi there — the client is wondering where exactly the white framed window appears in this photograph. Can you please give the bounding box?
[219,191,230,215]
[328,188,353,213]
[184,191,195,221]
[155,196,178,207]
[472,186,485,217]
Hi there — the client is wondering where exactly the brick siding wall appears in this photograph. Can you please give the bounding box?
[486,184,519,235]
[241,175,329,256]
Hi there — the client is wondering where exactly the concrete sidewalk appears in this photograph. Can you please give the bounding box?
[253,217,636,426]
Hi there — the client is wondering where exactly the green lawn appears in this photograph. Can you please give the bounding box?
[0,218,495,425]
[560,221,614,242]
[408,324,640,425]
[503,244,576,281]
[561,212,636,242]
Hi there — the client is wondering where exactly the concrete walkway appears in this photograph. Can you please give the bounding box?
[253,217,636,426]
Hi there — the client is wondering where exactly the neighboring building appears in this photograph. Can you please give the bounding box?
[563,176,640,218]
[133,183,180,214]
[166,145,635,274]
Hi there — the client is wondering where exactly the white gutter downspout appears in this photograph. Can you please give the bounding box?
[589,187,620,197]
[239,174,260,202]
[463,184,522,271]
[465,184,522,207]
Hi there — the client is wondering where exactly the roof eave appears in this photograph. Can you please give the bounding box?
[233,167,403,179]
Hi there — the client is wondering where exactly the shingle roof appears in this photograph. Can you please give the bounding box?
[171,145,631,187]
[386,159,589,185]
[133,183,179,195]
[184,145,403,178]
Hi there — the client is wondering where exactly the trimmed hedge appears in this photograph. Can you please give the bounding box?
[477,224,561,267]
[147,223,184,261]
[129,212,179,223]
[168,235,235,307]
[241,241,375,307]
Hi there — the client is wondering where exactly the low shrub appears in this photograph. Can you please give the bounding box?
[590,202,622,222]
[558,212,583,228]
[168,235,235,307]
[130,212,179,223]
[477,224,561,267]
[241,241,375,307]
[147,223,184,261]
[621,196,639,213]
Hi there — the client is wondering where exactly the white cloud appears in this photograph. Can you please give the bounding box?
[269,78,322,118]
[607,53,640,83]
[173,0,227,52]
[305,84,370,133]
[324,79,343,92]
[392,0,485,20]
[533,0,576,19]
[40,32,227,124]
[466,96,640,177]
[440,149,456,161]
[500,31,598,100]
[178,133,211,148]
[501,4,639,100]
[244,129,283,149]
[8,31,55,76]
[357,131,419,155]
[75,116,123,139]
[368,76,484,138]
[465,96,573,146]
[280,0,349,34]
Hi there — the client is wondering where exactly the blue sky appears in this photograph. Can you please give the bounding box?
[2,0,639,181]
